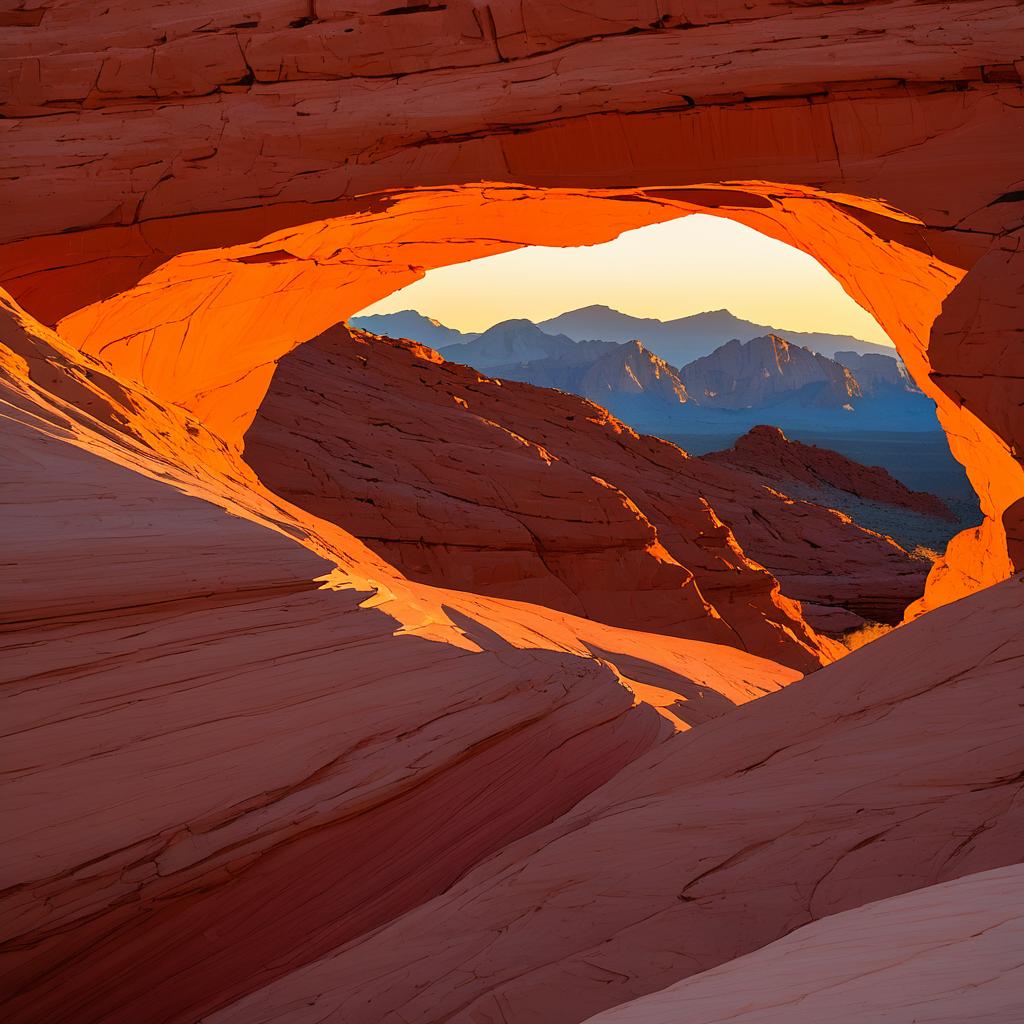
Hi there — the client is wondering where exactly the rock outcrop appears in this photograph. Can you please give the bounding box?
[245,324,933,658]
[706,425,955,521]
[245,324,838,670]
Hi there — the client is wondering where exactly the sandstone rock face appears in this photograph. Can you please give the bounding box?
[202,574,1024,1024]
[678,335,860,409]
[1,2,1022,616]
[2,6,1024,1020]
[244,323,936,663]
[0,288,800,1024]
[706,425,955,521]
[583,865,1024,1024]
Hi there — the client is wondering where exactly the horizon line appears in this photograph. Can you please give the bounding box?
[351,304,895,348]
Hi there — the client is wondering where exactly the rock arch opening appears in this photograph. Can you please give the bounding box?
[4,9,1024,1022]
[41,182,1018,647]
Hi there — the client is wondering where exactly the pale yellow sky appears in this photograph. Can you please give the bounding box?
[358,213,893,346]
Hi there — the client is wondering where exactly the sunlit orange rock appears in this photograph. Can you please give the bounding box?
[12,175,1016,617]
[1,2,1022,619]
[2,6,1023,1021]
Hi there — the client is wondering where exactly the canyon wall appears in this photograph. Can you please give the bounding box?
[2,4,1023,1021]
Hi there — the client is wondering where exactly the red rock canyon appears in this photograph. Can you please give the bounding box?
[1,3,1022,1022]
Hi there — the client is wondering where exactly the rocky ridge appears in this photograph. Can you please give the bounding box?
[706,425,955,522]
[245,325,931,646]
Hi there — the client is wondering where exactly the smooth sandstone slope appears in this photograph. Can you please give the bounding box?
[246,325,926,644]
[0,287,800,1023]
[0,5,1022,1020]
[206,573,1024,1024]
[583,864,1024,1024]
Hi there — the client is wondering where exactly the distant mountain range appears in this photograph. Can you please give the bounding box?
[350,305,893,364]
[536,305,895,363]
[679,334,861,410]
[349,307,936,435]
[437,318,614,369]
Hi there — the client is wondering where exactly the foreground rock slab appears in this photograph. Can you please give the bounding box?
[204,573,1024,1024]
[584,864,1024,1024]
[0,287,797,1023]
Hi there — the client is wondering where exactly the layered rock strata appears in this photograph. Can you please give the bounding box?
[0,288,799,1024]
[246,325,929,657]
[202,573,1024,1024]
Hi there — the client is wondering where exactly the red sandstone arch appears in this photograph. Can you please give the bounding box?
[39,181,1019,616]
[2,1,1021,614]
[3,9,1024,1020]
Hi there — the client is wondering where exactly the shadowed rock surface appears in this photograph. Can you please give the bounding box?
[204,574,1024,1024]
[706,425,955,521]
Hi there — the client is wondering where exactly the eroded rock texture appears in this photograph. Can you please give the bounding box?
[2,4,1023,1022]
[1,1,1022,613]
[246,326,926,647]
[0,289,798,1023]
